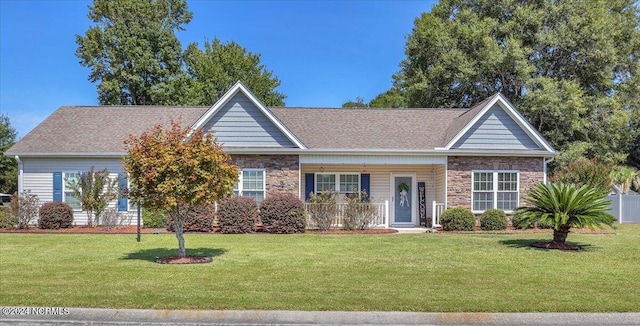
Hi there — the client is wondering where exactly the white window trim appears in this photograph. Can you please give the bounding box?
[471,170,520,213]
[63,172,82,211]
[314,172,361,194]
[236,169,266,201]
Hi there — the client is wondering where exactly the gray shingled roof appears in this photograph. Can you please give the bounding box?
[6,106,208,155]
[270,107,467,150]
[6,94,527,155]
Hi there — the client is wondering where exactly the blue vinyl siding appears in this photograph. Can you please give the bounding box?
[202,92,296,148]
[453,105,541,150]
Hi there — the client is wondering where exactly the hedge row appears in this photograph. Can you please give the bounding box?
[163,193,306,234]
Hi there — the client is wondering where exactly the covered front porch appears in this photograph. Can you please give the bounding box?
[299,155,447,228]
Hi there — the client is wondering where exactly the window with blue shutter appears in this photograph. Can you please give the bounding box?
[304,173,315,201]
[117,173,128,211]
[53,172,63,202]
[360,174,370,200]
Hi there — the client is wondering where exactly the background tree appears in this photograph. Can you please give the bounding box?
[369,88,406,108]
[342,97,368,108]
[67,167,119,227]
[175,38,285,106]
[75,0,193,105]
[550,157,613,195]
[123,121,238,258]
[0,114,17,194]
[380,0,639,168]
[516,183,615,250]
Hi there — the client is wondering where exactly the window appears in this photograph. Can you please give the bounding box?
[64,172,81,210]
[315,173,360,194]
[472,171,519,212]
[234,169,265,203]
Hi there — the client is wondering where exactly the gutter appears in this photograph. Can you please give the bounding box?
[15,155,23,193]
[543,156,555,184]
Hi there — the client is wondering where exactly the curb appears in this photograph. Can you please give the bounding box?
[2,308,640,325]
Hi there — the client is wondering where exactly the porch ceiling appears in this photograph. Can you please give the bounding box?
[300,155,446,165]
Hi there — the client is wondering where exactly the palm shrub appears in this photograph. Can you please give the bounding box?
[343,190,378,230]
[480,209,508,231]
[260,193,306,234]
[512,211,553,229]
[440,207,475,231]
[38,202,74,229]
[610,165,639,194]
[306,190,338,230]
[217,196,259,234]
[515,183,615,245]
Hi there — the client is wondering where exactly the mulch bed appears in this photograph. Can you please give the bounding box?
[307,228,398,234]
[0,226,400,234]
[0,225,613,235]
[443,226,615,235]
[0,225,157,234]
[531,241,581,250]
[155,256,213,264]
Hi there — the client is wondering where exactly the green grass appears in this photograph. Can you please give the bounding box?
[1,224,639,312]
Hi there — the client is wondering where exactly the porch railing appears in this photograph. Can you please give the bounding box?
[432,201,445,227]
[305,201,389,229]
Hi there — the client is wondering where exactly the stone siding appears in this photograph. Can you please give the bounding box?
[447,156,545,209]
[231,155,299,196]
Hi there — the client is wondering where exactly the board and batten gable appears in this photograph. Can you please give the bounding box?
[201,92,297,148]
[452,104,542,150]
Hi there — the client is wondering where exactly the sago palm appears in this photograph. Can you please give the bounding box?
[611,166,639,194]
[516,183,615,245]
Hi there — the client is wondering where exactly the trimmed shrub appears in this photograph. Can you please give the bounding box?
[10,191,40,229]
[38,202,74,229]
[480,209,508,231]
[217,196,259,234]
[260,193,306,234]
[166,205,215,232]
[343,190,378,230]
[0,206,18,228]
[512,211,554,229]
[440,207,475,231]
[101,208,131,229]
[306,190,338,230]
[143,207,167,229]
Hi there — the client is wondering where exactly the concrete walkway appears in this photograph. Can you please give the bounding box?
[2,308,639,326]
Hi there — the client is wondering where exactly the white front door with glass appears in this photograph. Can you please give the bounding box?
[390,174,415,226]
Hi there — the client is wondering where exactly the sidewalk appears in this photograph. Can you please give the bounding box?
[2,307,639,326]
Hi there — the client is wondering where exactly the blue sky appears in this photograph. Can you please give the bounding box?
[0,0,435,138]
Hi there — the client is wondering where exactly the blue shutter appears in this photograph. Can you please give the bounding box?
[360,174,370,200]
[304,173,315,201]
[53,172,63,202]
[117,173,128,211]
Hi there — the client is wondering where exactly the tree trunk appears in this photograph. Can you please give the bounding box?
[553,227,570,244]
[87,210,93,228]
[173,211,186,258]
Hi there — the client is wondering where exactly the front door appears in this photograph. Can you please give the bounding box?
[391,174,415,226]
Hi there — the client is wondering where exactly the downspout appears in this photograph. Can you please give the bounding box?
[543,157,554,185]
[15,155,23,193]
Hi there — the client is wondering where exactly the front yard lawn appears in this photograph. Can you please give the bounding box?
[1,224,639,312]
